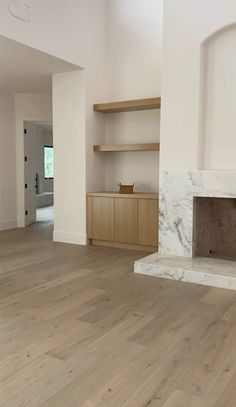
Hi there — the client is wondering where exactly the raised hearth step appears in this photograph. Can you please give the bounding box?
[134,253,236,291]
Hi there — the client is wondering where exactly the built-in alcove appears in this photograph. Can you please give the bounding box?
[193,197,236,261]
[201,25,236,170]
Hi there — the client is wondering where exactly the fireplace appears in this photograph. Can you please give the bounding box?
[193,197,236,261]
[135,171,236,291]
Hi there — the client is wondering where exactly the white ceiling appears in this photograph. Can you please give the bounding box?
[0,36,80,94]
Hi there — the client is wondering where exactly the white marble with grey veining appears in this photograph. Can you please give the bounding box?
[135,170,236,290]
[159,171,236,257]
[134,253,236,291]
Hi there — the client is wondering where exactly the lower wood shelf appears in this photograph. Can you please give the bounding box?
[93,143,160,152]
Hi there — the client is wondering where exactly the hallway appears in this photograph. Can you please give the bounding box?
[36,206,54,224]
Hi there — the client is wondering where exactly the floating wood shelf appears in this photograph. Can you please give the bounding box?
[93,143,160,152]
[93,97,161,113]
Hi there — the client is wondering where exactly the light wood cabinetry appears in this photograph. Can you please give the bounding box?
[87,192,158,252]
[114,198,138,244]
[90,98,160,251]
[92,197,114,241]
[86,197,93,239]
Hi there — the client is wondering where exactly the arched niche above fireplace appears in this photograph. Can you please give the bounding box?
[201,24,236,170]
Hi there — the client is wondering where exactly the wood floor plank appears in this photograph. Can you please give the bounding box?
[0,210,236,407]
[213,373,236,407]
[161,389,204,407]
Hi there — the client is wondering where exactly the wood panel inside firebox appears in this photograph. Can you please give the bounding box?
[193,197,236,261]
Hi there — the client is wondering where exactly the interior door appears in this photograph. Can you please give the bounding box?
[24,127,36,226]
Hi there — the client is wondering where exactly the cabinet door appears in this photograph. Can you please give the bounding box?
[87,197,93,239]
[92,197,114,241]
[114,198,138,244]
[138,199,158,247]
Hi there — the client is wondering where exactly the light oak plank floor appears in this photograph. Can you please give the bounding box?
[0,216,236,406]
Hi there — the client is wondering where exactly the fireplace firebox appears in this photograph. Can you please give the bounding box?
[193,197,236,261]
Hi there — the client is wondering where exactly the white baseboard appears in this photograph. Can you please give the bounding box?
[0,220,17,231]
[53,230,87,246]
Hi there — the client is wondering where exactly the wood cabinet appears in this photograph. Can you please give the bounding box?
[86,197,93,239]
[114,198,138,244]
[92,197,114,241]
[87,192,158,252]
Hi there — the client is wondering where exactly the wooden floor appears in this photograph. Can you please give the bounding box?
[0,215,236,406]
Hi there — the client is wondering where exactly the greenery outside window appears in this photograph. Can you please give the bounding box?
[44,146,54,179]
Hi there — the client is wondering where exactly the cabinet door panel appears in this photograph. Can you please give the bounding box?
[87,197,93,239]
[93,197,114,241]
[114,198,138,244]
[138,199,158,247]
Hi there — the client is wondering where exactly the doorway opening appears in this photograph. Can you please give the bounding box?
[24,121,54,227]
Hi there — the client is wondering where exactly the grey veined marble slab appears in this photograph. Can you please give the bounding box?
[134,253,236,291]
[159,171,236,257]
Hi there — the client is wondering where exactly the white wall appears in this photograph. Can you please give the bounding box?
[104,0,162,192]
[202,26,236,169]
[53,70,86,245]
[15,93,52,227]
[0,91,17,230]
[0,0,108,193]
[1,0,162,240]
[107,0,162,100]
[1,0,108,240]
[104,111,160,192]
[160,0,236,171]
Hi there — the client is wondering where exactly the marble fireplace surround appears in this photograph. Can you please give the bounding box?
[135,171,236,290]
[159,170,236,257]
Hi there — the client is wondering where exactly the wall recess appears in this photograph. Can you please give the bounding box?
[201,25,236,170]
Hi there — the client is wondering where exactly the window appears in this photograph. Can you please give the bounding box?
[44,146,54,179]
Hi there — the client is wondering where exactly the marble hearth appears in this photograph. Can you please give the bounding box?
[135,171,236,291]
[135,254,236,291]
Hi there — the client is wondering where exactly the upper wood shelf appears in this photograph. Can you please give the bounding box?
[93,97,161,113]
[93,143,160,152]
